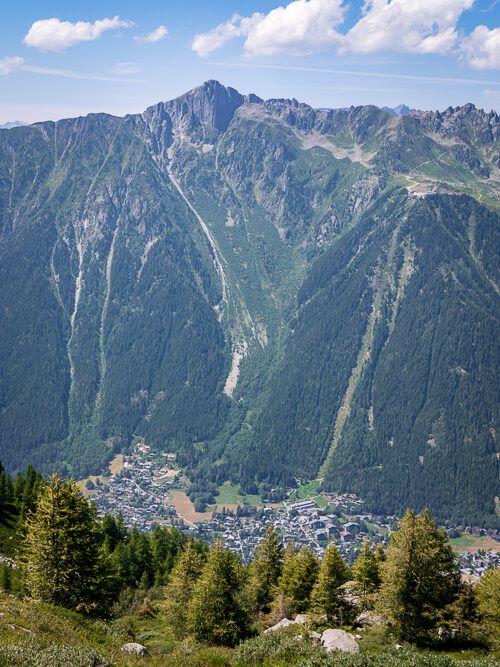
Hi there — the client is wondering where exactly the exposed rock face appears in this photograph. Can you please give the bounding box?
[164,79,245,132]
[321,629,360,653]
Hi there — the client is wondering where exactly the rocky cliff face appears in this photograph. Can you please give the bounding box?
[0,81,498,524]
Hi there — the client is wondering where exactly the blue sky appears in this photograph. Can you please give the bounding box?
[0,0,499,123]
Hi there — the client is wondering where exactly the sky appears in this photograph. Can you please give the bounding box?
[0,0,499,124]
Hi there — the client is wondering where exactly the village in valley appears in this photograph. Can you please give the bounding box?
[83,443,500,577]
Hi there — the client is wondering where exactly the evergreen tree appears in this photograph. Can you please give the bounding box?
[187,542,249,646]
[475,568,500,647]
[378,509,460,643]
[352,540,381,600]
[312,544,351,623]
[23,475,118,616]
[279,544,319,613]
[249,524,283,613]
[164,539,205,637]
[449,582,482,646]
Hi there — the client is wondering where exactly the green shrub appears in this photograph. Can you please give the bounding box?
[232,628,324,666]
[0,639,108,667]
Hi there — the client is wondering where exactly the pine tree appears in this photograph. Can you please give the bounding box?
[279,544,319,614]
[378,509,460,643]
[249,524,283,613]
[23,475,118,616]
[312,544,351,623]
[187,542,249,645]
[164,539,205,637]
[352,540,381,600]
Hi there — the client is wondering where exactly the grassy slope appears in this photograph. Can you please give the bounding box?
[0,594,497,667]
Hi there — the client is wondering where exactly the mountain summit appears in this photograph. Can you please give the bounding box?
[0,81,498,525]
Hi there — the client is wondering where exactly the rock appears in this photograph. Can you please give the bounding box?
[295,614,308,624]
[321,629,360,653]
[121,642,147,656]
[395,644,402,651]
[355,610,383,627]
[264,618,295,633]
[438,626,459,642]
[310,631,322,641]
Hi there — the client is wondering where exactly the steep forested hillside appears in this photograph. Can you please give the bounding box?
[0,81,498,524]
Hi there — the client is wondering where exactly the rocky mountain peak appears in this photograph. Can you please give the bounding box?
[163,79,245,132]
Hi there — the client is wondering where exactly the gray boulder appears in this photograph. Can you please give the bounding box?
[295,614,308,624]
[121,642,147,656]
[355,610,383,627]
[321,629,359,653]
[264,618,295,633]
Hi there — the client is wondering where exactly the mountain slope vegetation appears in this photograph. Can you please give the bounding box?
[0,81,498,524]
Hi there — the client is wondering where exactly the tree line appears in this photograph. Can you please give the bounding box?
[0,468,498,651]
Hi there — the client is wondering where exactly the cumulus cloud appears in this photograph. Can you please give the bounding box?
[191,0,500,70]
[244,0,345,56]
[192,1,345,57]
[23,16,133,53]
[0,56,25,76]
[134,25,168,44]
[192,14,252,57]
[342,0,473,55]
[461,25,500,69]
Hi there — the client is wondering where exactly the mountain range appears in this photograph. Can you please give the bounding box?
[0,80,498,525]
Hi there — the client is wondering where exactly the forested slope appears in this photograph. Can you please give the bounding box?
[0,81,498,524]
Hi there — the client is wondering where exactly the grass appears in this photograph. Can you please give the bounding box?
[449,533,499,554]
[0,593,497,667]
[288,479,331,509]
[215,481,263,508]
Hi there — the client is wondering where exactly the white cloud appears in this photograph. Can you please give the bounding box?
[0,56,24,76]
[192,1,345,57]
[192,14,250,57]
[342,0,474,55]
[461,25,500,69]
[243,0,345,56]
[191,0,500,70]
[23,16,133,53]
[134,25,168,44]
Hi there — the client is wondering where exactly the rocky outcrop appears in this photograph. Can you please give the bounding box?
[321,629,360,653]
[264,618,295,633]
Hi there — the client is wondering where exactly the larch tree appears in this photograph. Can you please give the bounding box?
[23,475,118,616]
[352,539,381,600]
[164,538,205,637]
[187,542,250,645]
[312,544,351,623]
[279,543,319,614]
[249,523,284,613]
[475,568,500,647]
[378,508,460,643]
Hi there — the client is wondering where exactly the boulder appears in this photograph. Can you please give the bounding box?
[121,642,147,656]
[321,629,359,653]
[295,614,308,624]
[310,630,322,641]
[264,618,295,633]
[355,610,383,627]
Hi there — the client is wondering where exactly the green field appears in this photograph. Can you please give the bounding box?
[215,481,262,507]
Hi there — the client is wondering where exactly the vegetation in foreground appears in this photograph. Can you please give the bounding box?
[0,468,498,666]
